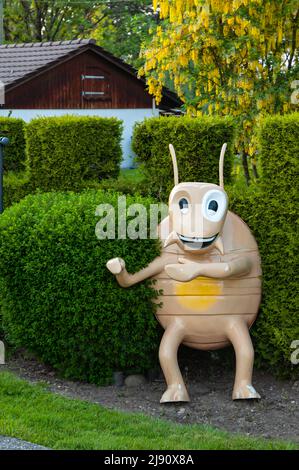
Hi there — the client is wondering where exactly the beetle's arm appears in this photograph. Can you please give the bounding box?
[165,257,252,282]
[106,254,171,288]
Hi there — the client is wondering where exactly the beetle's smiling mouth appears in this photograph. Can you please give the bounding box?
[178,233,218,250]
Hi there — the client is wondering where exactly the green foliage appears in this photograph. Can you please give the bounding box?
[25,116,123,192]
[0,117,26,172]
[227,113,299,378]
[258,113,299,194]
[0,190,161,384]
[4,1,156,68]
[0,171,31,340]
[140,0,299,165]
[132,116,235,198]
[98,168,148,196]
[93,0,156,68]
[3,171,32,208]
[4,1,105,43]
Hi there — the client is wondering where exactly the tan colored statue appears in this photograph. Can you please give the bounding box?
[107,143,261,403]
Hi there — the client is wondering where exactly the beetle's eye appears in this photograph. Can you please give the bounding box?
[179,198,188,214]
[208,200,218,213]
[202,189,227,222]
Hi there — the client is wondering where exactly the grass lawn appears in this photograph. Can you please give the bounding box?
[119,168,145,183]
[0,371,296,450]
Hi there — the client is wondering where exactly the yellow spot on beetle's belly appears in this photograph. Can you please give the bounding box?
[175,277,222,311]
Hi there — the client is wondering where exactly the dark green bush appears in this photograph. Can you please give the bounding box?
[0,117,26,172]
[254,113,299,377]
[25,116,123,192]
[0,190,161,384]
[258,113,299,195]
[132,116,235,197]
[3,171,32,208]
[227,113,299,378]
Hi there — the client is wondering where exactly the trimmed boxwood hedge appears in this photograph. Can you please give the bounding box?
[25,116,123,192]
[228,113,299,378]
[132,116,235,197]
[0,190,161,384]
[0,117,26,172]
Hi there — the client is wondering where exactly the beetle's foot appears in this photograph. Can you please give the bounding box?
[160,384,190,403]
[233,383,261,400]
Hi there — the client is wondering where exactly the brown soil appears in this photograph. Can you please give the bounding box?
[3,349,298,444]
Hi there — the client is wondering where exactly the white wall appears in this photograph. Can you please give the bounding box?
[0,108,159,168]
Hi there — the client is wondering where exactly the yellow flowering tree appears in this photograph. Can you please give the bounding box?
[140,0,299,183]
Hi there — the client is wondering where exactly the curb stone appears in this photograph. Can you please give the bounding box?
[0,435,49,450]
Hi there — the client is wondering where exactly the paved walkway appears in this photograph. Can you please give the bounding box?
[0,435,49,450]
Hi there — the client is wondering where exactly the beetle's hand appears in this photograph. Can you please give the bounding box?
[177,257,251,279]
[178,258,199,266]
[106,257,126,275]
[165,258,201,282]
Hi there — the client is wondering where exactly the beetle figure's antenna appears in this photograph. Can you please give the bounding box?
[219,143,227,189]
[169,144,179,186]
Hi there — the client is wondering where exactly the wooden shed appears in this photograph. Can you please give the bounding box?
[0,39,181,167]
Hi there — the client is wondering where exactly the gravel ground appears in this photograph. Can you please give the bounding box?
[0,436,49,450]
[2,349,299,444]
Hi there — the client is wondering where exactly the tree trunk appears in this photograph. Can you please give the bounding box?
[252,160,259,179]
[242,153,251,186]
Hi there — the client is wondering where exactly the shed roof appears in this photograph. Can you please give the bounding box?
[0,39,95,86]
[0,39,182,109]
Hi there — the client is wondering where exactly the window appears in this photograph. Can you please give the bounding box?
[81,67,111,101]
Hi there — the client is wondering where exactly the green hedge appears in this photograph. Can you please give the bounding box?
[25,116,123,192]
[132,116,235,197]
[0,117,26,172]
[3,171,32,208]
[259,113,298,196]
[0,190,161,384]
[228,113,299,378]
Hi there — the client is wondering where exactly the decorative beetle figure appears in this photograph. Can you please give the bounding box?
[107,144,261,403]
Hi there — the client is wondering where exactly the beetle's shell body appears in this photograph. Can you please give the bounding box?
[154,211,262,350]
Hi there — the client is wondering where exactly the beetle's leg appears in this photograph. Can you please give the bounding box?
[226,320,261,400]
[159,319,190,403]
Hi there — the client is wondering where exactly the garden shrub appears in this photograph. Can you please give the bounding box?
[25,116,123,192]
[0,117,26,172]
[227,113,299,378]
[253,113,299,377]
[0,190,161,384]
[132,115,235,197]
[3,171,32,208]
[258,113,298,195]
